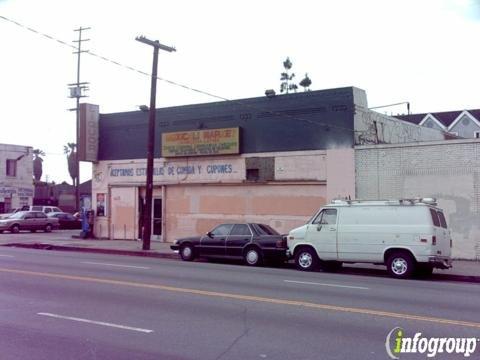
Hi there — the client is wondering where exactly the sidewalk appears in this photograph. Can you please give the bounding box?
[1,230,479,282]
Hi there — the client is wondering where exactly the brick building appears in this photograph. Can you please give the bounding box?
[356,139,480,259]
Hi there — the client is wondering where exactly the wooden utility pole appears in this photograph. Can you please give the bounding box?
[68,26,90,211]
[135,35,175,250]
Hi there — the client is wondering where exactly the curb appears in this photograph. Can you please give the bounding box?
[1,243,179,260]
[3,243,480,284]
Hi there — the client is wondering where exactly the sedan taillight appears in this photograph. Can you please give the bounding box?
[276,237,287,248]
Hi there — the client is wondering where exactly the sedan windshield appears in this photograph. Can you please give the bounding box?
[8,212,25,219]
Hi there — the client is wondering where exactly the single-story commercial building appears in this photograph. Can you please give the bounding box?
[85,86,447,245]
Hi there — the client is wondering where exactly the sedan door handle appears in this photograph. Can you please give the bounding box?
[328,227,336,231]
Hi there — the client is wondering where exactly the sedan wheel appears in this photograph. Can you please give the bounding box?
[10,225,20,234]
[180,244,195,261]
[45,224,52,233]
[244,247,262,266]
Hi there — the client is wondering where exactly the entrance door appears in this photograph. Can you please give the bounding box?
[151,198,162,241]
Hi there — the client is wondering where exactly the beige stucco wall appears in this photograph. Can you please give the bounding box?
[91,149,355,241]
[356,139,480,259]
[164,183,326,241]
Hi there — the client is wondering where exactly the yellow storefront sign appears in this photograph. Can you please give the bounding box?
[161,128,240,157]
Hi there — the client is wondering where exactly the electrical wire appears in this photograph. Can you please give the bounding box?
[0,14,356,133]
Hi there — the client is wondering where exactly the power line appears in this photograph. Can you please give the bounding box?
[0,15,356,133]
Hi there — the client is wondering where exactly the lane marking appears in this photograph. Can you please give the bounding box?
[284,279,369,290]
[1,267,479,329]
[81,261,149,269]
[37,312,153,333]
[0,255,14,258]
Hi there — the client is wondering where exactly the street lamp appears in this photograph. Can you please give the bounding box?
[135,35,175,250]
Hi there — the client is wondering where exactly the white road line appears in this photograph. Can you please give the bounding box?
[37,313,153,333]
[81,261,149,269]
[284,279,369,290]
[0,254,14,258]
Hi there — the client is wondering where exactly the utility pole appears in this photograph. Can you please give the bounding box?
[68,26,90,212]
[135,35,175,251]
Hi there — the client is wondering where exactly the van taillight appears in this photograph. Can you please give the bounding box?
[432,236,436,245]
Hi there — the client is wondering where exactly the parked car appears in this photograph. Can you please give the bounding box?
[287,198,452,278]
[25,205,63,214]
[0,211,59,233]
[170,223,288,266]
[47,212,82,229]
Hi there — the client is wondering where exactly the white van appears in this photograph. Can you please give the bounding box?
[20,205,63,214]
[287,198,452,278]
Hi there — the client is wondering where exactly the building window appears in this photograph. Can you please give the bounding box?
[6,159,17,177]
[474,131,480,139]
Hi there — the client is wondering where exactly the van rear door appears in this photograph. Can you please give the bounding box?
[429,208,451,257]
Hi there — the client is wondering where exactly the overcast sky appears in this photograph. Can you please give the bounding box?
[1,0,479,184]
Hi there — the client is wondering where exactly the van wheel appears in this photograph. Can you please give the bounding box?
[387,252,415,279]
[295,247,319,271]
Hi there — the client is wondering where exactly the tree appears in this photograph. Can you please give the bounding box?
[299,73,312,92]
[280,57,298,94]
[63,143,78,187]
[32,149,45,182]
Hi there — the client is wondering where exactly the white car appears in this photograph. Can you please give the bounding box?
[287,198,452,278]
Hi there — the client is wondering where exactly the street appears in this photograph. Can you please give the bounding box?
[1,246,479,360]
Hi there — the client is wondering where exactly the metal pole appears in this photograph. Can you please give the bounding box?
[136,36,175,251]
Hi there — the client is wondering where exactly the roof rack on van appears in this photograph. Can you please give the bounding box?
[399,197,437,206]
[330,198,437,206]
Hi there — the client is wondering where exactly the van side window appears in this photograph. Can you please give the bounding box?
[313,209,337,225]
[437,211,448,228]
[429,208,440,227]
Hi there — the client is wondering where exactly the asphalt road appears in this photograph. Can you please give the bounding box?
[1,247,479,360]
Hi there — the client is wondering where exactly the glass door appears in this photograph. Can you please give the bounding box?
[151,198,162,241]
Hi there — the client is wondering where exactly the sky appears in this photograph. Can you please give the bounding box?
[1,0,479,184]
